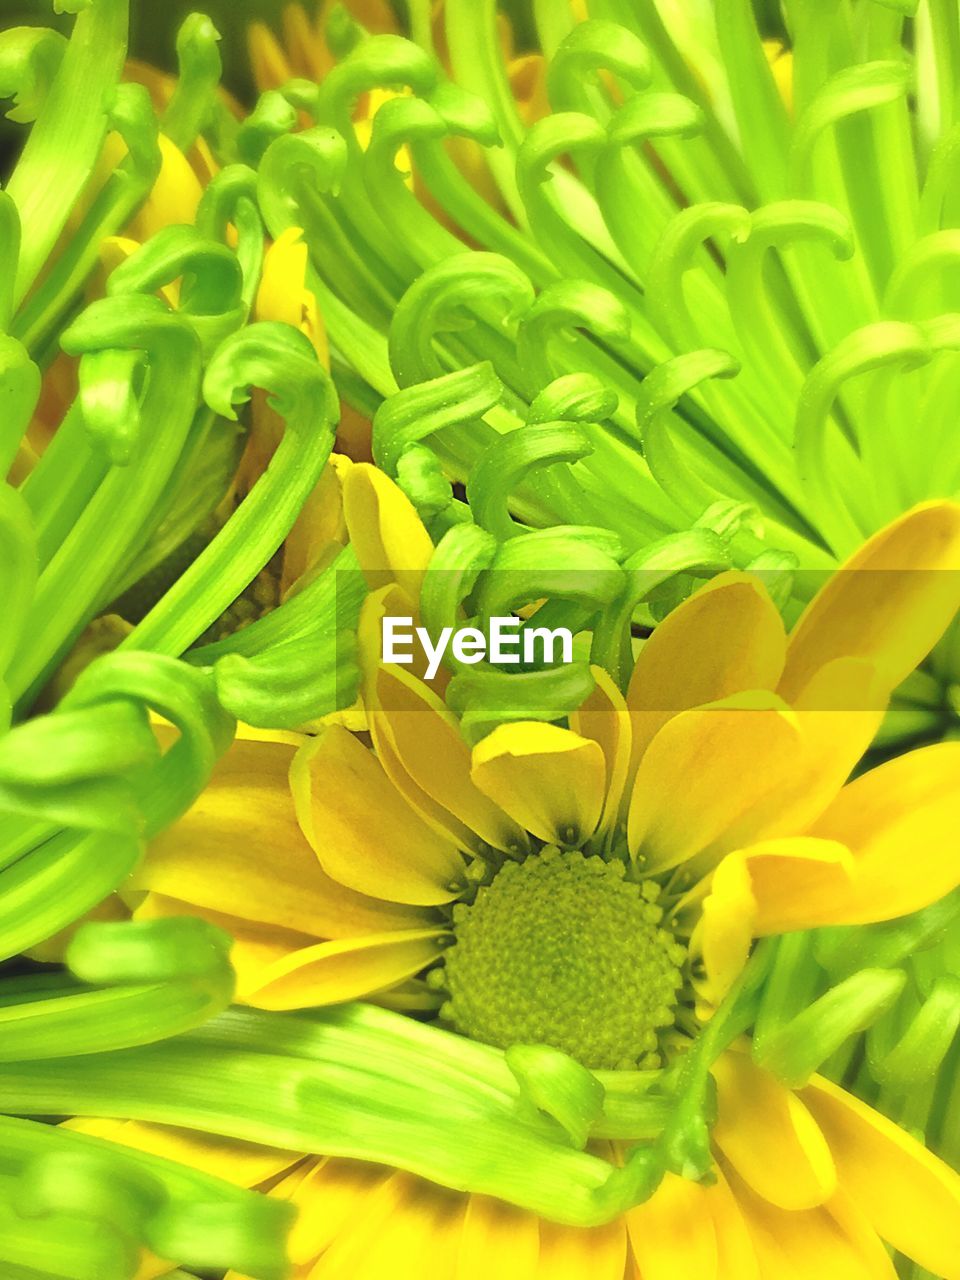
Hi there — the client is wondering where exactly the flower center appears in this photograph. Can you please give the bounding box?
[438,846,686,1070]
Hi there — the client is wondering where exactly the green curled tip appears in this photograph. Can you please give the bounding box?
[546,18,652,114]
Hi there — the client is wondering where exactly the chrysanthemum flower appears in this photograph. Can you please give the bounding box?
[82,472,960,1278]
[5,6,960,1278]
[246,0,960,747]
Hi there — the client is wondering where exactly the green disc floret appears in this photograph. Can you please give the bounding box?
[440,846,686,1070]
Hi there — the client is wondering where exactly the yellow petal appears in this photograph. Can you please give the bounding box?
[626,573,786,769]
[780,502,960,703]
[244,928,450,1010]
[134,1249,175,1280]
[825,1186,901,1280]
[690,853,756,1009]
[536,1217,627,1280]
[257,228,308,327]
[367,703,476,852]
[626,1174,718,1280]
[712,837,856,935]
[281,1,327,79]
[248,21,293,93]
[281,457,350,596]
[356,581,453,705]
[133,891,318,1004]
[702,1165,760,1280]
[343,464,435,598]
[255,227,329,368]
[119,134,204,243]
[711,1053,836,1211]
[728,1162,895,1280]
[133,736,428,935]
[471,722,606,847]
[569,667,633,841]
[510,53,551,126]
[291,725,464,906]
[627,694,798,873]
[370,664,529,854]
[287,1157,391,1266]
[808,741,960,922]
[64,1118,293,1189]
[802,1075,960,1278]
[764,40,794,112]
[306,1172,464,1280]
[628,689,871,875]
[783,657,886,790]
[455,1196,539,1280]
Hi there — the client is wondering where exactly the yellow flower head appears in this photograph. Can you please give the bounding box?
[105,476,960,1279]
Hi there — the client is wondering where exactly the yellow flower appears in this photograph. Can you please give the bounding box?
[94,475,960,1278]
[128,476,960,1014]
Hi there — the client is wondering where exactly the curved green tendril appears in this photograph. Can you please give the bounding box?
[195,163,265,311]
[0,917,234,1062]
[592,528,732,689]
[373,362,504,477]
[124,322,337,657]
[467,422,593,541]
[0,26,67,125]
[450,663,598,745]
[389,252,535,388]
[214,628,359,729]
[0,333,40,479]
[0,1115,293,1280]
[419,522,498,648]
[545,19,652,115]
[0,651,232,959]
[108,223,246,357]
[794,319,931,555]
[9,296,203,709]
[473,526,625,632]
[5,0,127,309]
[12,80,162,358]
[789,60,911,195]
[516,279,630,398]
[161,12,223,154]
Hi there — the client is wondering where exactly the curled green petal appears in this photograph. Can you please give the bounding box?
[161,12,223,153]
[419,522,498,643]
[545,19,652,114]
[373,362,504,476]
[516,279,630,398]
[5,0,127,308]
[389,252,535,387]
[0,1115,294,1280]
[0,25,66,124]
[122,322,336,657]
[0,917,234,1061]
[467,421,593,540]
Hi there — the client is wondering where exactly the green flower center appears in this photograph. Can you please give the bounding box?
[439,847,687,1070]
